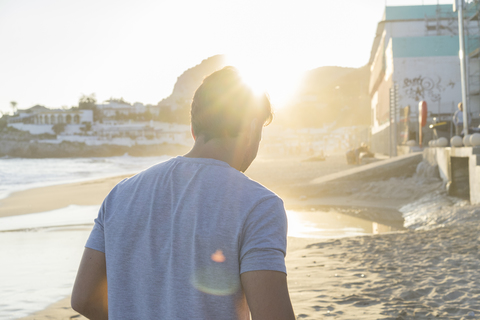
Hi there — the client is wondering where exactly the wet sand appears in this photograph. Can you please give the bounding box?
[11,153,480,319]
[0,175,132,218]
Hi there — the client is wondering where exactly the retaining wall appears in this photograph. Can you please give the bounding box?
[424,147,480,204]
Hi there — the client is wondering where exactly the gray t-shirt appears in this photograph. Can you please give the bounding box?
[86,156,288,319]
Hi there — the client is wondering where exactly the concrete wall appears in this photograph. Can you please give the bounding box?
[370,42,463,154]
[393,56,461,116]
[371,53,462,135]
[371,54,462,154]
[9,124,54,135]
[424,146,480,204]
[372,125,390,155]
[372,71,394,131]
[311,152,423,185]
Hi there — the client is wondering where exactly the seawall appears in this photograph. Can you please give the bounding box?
[286,152,425,209]
[424,146,480,204]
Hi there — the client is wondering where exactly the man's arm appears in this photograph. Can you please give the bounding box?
[453,110,460,124]
[241,270,296,320]
[71,247,108,320]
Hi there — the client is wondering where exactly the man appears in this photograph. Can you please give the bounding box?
[71,66,296,320]
[346,143,373,165]
[453,102,469,136]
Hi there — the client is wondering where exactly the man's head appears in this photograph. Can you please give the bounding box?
[188,66,273,172]
[191,66,273,142]
[458,102,463,111]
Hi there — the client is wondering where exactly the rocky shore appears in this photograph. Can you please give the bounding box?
[0,139,190,158]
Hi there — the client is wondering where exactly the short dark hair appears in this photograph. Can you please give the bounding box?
[191,66,273,141]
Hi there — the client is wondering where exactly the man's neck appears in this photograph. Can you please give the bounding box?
[183,136,247,171]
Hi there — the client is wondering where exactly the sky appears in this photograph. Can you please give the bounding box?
[0,0,454,114]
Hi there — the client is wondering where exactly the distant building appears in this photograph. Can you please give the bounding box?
[93,122,191,144]
[368,3,480,154]
[8,106,93,125]
[7,105,93,135]
[96,101,132,118]
[96,101,147,118]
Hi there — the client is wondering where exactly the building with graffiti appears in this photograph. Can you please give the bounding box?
[368,3,480,154]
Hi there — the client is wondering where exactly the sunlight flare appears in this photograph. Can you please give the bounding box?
[225,54,304,109]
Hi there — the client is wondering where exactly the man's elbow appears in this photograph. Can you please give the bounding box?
[71,293,108,319]
[71,293,87,315]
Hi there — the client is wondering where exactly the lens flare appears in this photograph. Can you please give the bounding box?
[191,249,239,296]
[225,53,303,109]
[211,249,226,263]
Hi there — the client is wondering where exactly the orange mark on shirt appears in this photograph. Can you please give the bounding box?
[211,249,226,263]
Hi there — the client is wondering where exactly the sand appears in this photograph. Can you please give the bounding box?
[9,152,480,319]
[287,225,480,319]
[0,175,132,218]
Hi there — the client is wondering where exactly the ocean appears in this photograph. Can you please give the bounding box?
[0,155,171,200]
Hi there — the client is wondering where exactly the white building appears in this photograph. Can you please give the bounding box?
[8,106,93,125]
[51,122,192,146]
[133,102,146,114]
[368,4,479,154]
[7,105,93,135]
[96,101,147,118]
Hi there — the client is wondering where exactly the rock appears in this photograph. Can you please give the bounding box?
[470,133,480,146]
[157,55,226,110]
[437,137,448,147]
[451,135,463,147]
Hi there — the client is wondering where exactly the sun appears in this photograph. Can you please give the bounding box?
[225,54,303,110]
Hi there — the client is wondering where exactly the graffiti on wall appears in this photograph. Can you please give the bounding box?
[402,76,455,102]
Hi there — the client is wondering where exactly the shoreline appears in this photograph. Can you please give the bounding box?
[0,153,355,218]
[0,174,132,218]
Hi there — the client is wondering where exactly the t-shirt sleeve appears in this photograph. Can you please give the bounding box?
[239,196,288,275]
[85,200,106,253]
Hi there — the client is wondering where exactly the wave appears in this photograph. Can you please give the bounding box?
[0,155,172,200]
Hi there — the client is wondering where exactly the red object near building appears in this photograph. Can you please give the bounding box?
[418,100,428,127]
[418,100,428,147]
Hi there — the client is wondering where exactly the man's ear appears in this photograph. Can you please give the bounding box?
[191,126,196,140]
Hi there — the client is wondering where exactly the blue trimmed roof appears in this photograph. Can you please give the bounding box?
[385,5,453,20]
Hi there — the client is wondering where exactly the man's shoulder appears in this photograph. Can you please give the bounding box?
[242,176,279,199]
[109,156,280,204]
[106,157,178,193]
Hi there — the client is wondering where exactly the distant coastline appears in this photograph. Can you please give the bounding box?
[0,139,190,158]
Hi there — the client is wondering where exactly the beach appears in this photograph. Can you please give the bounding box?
[3,152,480,319]
[0,175,132,218]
